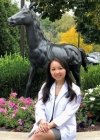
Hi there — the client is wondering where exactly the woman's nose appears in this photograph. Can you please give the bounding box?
[55,70,60,74]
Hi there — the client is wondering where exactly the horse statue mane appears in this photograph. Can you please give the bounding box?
[8,4,88,97]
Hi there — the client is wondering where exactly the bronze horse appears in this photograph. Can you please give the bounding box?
[8,5,88,97]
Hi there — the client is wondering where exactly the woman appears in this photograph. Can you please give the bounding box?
[28,57,82,140]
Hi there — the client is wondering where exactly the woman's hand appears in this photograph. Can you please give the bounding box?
[38,119,49,133]
[34,120,57,134]
[49,121,57,129]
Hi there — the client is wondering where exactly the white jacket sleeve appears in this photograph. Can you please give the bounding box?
[53,88,82,127]
[35,83,47,124]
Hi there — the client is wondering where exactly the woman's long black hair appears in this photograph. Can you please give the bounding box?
[42,57,77,103]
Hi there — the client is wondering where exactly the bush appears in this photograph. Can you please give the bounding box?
[77,85,100,129]
[0,53,46,98]
[0,0,20,56]
[81,65,100,90]
[0,53,30,97]
[0,92,35,132]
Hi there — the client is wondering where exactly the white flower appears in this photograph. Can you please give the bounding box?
[94,87,98,90]
[89,97,95,101]
[85,92,89,96]
[88,89,93,94]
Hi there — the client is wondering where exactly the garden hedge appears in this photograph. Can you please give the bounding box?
[81,64,100,90]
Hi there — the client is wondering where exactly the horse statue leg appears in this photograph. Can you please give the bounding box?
[25,66,35,97]
[69,64,81,87]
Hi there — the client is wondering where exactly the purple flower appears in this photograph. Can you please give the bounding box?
[18,119,24,126]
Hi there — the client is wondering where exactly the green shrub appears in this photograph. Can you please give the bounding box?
[0,53,30,97]
[77,85,100,129]
[81,65,100,90]
[0,53,46,98]
[30,68,46,98]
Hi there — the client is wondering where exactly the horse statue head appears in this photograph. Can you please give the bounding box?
[8,5,35,26]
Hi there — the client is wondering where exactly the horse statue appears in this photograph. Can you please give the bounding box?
[8,4,88,97]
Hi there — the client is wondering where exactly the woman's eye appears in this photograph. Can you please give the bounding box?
[59,67,63,69]
[51,68,55,71]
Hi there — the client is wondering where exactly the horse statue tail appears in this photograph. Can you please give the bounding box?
[79,48,88,72]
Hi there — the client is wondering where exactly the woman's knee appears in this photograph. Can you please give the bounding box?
[28,133,39,140]
[28,130,55,140]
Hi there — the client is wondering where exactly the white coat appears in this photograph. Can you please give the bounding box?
[29,82,81,140]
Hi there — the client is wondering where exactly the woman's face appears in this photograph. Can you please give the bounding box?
[50,60,66,83]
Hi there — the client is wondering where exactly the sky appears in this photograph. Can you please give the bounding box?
[12,0,30,8]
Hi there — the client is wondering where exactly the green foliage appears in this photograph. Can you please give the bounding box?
[81,65,100,90]
[75,1,100,44]
[0,0,20,56]
[0,53,30,97]
[93,44,100,52]
[31,0,67,21]
[41,13,75,43]
[0,53,46,98]
[30,68,46,98]
[30,0,100,44]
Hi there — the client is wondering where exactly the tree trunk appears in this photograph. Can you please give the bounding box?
[20,0,25,58]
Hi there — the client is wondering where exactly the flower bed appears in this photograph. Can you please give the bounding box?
[0,85,100,132]
[0,92,36,132]
[77,85,100,131]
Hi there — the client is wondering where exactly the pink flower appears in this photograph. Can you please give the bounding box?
[24,98,33,106]
[0,108,7,114]
[19,96,25,103]
[12,109,18,118]
[19,97,33,106]
[0,98,6,107]
[20,106,27,110]
[10,92,17,98]
[8,101,18,109]
[12,113,16,118]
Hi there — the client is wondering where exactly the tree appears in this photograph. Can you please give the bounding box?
[30,0,100,44]
[59,27,93,53]
[74,0,100,44]
[30,0,68,21]
[0,0,20,56]
[41,13,75,42]
[20,0,26,58]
